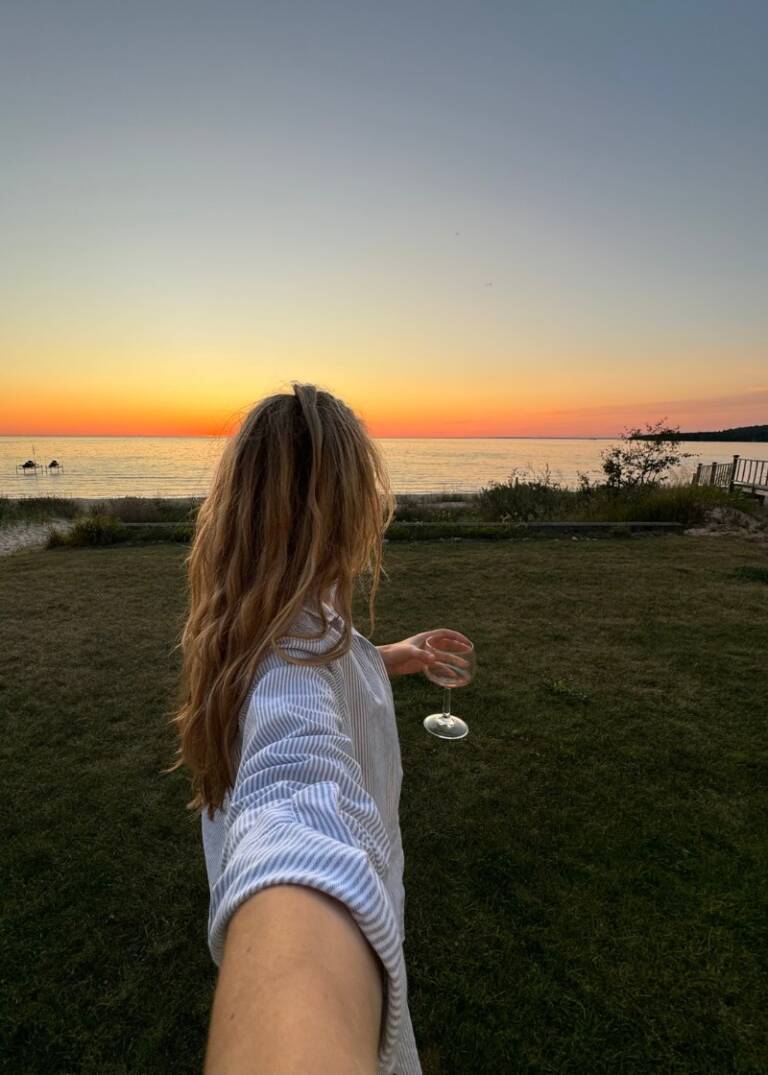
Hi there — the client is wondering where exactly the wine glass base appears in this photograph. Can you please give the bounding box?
[423,713,469,739]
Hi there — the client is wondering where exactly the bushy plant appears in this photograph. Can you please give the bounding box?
[393,493,480,523]
[47,518,195,547]
[571,481,760,526]
[477,465,571,522]
[395,492,477,505]
[125,523,193,543]
[45,525,69,548]
[594,418,694,489]
[51,514,128,547]
[394,504,473,523]
[86,496,202,523]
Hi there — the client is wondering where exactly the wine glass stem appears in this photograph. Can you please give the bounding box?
[442,686,452,723]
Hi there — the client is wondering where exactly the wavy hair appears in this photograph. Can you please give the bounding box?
[163,382,395,820]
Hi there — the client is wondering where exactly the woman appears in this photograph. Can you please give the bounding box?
[166,383,469,1074]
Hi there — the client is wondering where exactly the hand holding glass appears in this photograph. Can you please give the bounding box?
[423,632,475,739]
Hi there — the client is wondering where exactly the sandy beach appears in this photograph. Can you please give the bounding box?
[0,519,75,557]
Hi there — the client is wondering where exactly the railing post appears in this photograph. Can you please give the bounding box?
[693,463,702,486]
[709,461,718,486]
[729,454,739,493]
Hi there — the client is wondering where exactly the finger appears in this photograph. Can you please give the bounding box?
[410,645,438,663]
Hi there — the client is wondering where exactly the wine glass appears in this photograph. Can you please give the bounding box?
[423,632,475,739]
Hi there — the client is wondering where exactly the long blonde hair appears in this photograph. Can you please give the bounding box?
[164,382,395,820]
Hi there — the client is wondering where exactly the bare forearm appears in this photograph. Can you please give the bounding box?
[204,884,383,1075]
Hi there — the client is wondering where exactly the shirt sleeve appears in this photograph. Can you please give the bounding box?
[206,657,406,1073]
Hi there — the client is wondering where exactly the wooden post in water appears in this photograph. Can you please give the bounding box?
[729,455,739,493]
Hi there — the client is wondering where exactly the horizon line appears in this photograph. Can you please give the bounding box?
[0,432,639,440]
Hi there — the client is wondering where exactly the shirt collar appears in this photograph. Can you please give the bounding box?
[300,596,344,631]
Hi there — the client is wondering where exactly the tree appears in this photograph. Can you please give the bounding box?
[598,418,694,490]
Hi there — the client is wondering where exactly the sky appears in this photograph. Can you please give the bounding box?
[1,0,766,437]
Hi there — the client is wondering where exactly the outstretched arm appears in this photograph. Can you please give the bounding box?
[203,659,407,1074]
[205,883,382,1075]
[377,628,472,676]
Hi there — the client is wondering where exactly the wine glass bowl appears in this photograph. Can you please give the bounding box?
[423,632,475,739]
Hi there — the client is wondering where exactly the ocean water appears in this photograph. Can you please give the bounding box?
[1,436,765,499]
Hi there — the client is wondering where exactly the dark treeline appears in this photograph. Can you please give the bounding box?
[640,423,768,442]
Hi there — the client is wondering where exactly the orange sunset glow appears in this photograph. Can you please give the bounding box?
[2,4,766,439]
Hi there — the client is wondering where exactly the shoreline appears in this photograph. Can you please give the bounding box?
[2,492,478,506]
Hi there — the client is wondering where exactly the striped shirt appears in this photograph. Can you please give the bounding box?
[201,600,422,1075]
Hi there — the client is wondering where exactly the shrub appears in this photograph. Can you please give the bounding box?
[571,482,760,527]
[47,518,194,547]
[395,492,477,504]
[595,418,694,489]
[52,515,128,547]
[394,504,473,523]
[86,497,202,523]
[393,493,480,523]
[46,525,69,548]
[125,523,193,543]
[477,466,571,522]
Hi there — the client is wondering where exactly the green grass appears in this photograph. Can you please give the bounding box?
[733,564,768,585]
[47,517,686,548]
[1,538,767,1074]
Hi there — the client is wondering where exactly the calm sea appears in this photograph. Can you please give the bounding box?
[1,436,765,499]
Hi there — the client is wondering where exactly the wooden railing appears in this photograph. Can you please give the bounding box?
[692,455,768,494]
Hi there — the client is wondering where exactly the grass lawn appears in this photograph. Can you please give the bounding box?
[1,537,767,1074]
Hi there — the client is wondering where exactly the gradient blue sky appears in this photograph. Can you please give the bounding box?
[1,0,766,435]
